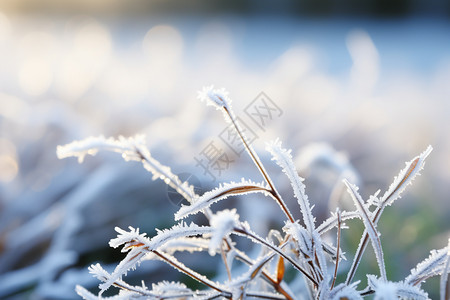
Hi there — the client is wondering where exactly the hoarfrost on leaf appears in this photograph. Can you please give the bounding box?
[76,285,99,300]
[283,221,313,258]
[197,85,231,110]
[56,135,147,163]
[345,146,433,285]
[109,226,149,250]
[209,209,240,255]
[88,263,111,283]
[406,245,450,286]
[152,281,191,294]
[99,246,147,294]
[57,135,197,203]
[149,222,213,251]
[153,236,210,255]
[440,239,450,300]
[266,138,315,231]
[367,275,428,300]
[344,180,387,282]
[328,281,363,300]
[381,145,432,206]
[175,179,270,220]
[317,210,359,234]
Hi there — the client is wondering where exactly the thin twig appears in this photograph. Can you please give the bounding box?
[221,244,232,281]
[223,105,295,223]
[234,250,295,300]
[344,180,387,282]
[153,250,232,297]
[346,153,428,284]
[331,209,342,290]
[233,227,318,286]
[221,234,295,300]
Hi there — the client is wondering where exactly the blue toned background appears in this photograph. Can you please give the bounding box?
[0,1,449,299]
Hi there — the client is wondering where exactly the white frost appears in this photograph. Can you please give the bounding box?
[209,209,240,255]
[197,85,231,110]
[175,179,270,220]
[266,138,315,232]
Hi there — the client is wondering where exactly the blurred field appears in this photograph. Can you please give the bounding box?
[0,2,450,299]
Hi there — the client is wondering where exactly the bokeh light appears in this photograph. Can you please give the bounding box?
[0,139,18,183]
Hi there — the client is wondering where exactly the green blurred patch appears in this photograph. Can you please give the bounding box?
[336,196,443,297]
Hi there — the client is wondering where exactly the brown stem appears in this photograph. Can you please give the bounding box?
[346,155,424,284]
[223,106,294,223]
[232,244,295,300]
[220,245,232,281]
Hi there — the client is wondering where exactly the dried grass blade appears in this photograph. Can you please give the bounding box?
[331,209,342,290]
[175,180,270,220]
[346,146,432,284]
[276,256,285,284]
[233,249,296,300]
[57,135,198,203]
[266,139,315,231]
[344,180,387,281]
[153,250,231,296]
[199,86,293,222]
[381,145,432,206]
[233,226,318,286]
[317,210,360,234]
[250,252,277,280]
[406,245,449,286]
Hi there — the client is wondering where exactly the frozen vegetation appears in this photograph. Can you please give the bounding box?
[57,86,449,299]
[1,14,450,300]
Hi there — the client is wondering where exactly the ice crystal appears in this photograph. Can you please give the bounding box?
[267,138,315,231]
[175,179,270,220]
[209,209,239,255]
[197,85,231,111]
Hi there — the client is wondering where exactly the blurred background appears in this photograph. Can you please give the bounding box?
[0,1,449,299]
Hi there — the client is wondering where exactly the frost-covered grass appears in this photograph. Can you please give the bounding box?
[57,86,450,299]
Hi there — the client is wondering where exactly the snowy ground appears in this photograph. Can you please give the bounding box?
[0,13,449,299]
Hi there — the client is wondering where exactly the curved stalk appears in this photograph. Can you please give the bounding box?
[233,227,318,286]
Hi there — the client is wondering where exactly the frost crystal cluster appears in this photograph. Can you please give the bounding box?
[58,86,450,299]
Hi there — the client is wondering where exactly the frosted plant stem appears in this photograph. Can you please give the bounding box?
[135,143,219,224]
[346,194,399,284]
[223,106,294,223]
[219,228,295,299]
[153,250,231,297]
[344,180,387,282]
[221,246,232,281]
[135,147,195,204]
[244,292,287,300]
[345,209,380,284]
[346,147,431,284]
[201,87,293,222]
[233,227,318,286]
[220,229,295,300]
[63,88,444,299]
[330,209,342,290]
[232,246,295,300]
[110,281,157,297]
